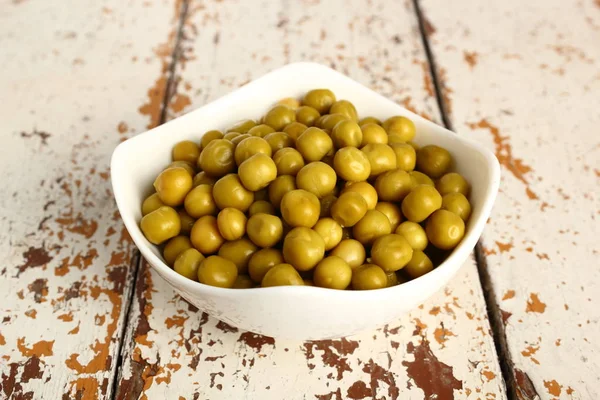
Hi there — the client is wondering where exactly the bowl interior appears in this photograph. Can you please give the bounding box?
[111,62,499,299]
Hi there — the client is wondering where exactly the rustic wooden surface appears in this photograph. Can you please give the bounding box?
[0,0,183,398]
[0,0,597,399]
[419,0,600,398]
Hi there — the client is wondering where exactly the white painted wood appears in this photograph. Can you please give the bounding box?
[420,0,600,398]
[116,0,506,398]
[0,0,183,398]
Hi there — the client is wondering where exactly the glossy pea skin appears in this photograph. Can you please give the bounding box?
[192,171,217,187]
[200,130,224,149]
[313,218,343,250]
[371,234,413,272]
[333,147,371,182]
[425,209,465,250]
[302,89,336,114]
[277,97,301,110]
[248,248,285,283]
[330,239,366,269]
[386,271,399,287]
[280,189,320,228]
[359,116,381,126]
[390,143,417,172]
[295,106,320,127]
[268,175,297,209]
[198,139,236,178]
[409,171,435,187]
[227,119,257,134]
[296,127,333,162]
[360,123,388,146]
[273,148,305,176]
[142,193,165,216]
[248,200,276,216]
[231,134,252,146]
[330,191,368,228]
[441,192,472,221]
[197,256,238,288]
[238,153,278,191]
[374,169,413,202]
[416,145,452,179]
[248,124,276,138]
[321,113,349,132]
[264,131,294,153]
[331,120,363,149]
[360,143,397,178]
[395,221,428,251]
[352,209,392,246]
[283,122,308,142]
[216,208,247,241]
[184,184,218,218]
[212,174,254,212]
[264,105,296,131]
[167,160,196,177]
[163,236,193,266]
[404,250,434,279]
[217,238,258,274]
[382,116,416,142]
[283,227,325,271]
[174,248,205,280]
[296,162,337,199]
[190,215,225,255]
[154,167,193,206]
[234,136,272,166]
[223,132,241,141]
[232,274,254,289]
[246,213,284,248]
[374,202,403,231]
[313,256,352,290]
[436,172,470,197]
[172,140,201,164]
[352,264,388,290]
[177,209,196,235]
[330,100,358,122]
[341,181,378,210]
[140,206,181,245]
[261,263,304,287]
[401,185,442,223]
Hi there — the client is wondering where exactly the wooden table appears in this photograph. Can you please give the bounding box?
[1,0,598,399]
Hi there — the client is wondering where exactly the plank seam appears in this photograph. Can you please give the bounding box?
[110,1,191,398]
[109,252,141,399]
[411,1,528,399]
[159,0,191,125]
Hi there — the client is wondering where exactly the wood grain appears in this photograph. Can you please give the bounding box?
[0,0,183,398]
[419,0,600,398]
[115,0,506,399]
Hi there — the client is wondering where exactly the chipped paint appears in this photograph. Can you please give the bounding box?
[544,379,562,396]
[525,293,546,314]
[403,338,462,399]
[502,290,516,300]
[467,119,537,199]
[463,51,478,68]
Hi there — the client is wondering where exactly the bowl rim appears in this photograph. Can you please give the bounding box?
[111,61,501,299]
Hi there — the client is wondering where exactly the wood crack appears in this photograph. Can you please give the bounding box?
[109,1,191,399]
[411,0,538,399]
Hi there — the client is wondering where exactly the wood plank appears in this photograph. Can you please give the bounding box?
[0,1,183,398]
[115,0,506,398]
[419,0,600,398]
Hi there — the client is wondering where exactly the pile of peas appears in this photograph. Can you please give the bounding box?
[139,89,472,290]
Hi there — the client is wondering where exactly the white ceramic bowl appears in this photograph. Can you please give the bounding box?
[111,62,500,340]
